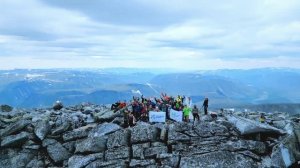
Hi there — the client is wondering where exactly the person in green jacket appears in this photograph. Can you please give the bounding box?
[183,105,191,122]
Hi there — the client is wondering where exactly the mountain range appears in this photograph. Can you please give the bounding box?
[0,68,299,109]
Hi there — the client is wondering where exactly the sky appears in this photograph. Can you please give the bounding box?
[0,0,299,70]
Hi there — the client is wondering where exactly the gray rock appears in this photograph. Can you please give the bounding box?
[105,146,130,160]
[68,153,103,168]
[260,156,272,168]
[1,132,29,147]
[63,128,90,142]
[22,140,40,150]
[0,120,31,137]
[51,121,71,135]
[132,143,151,159]
[42,138,57,147]
[93,110,121,122]
[167,130,190,144]
[271,133,300,168]
[112,117,124,125]
[86,159,127,168]
[0,105,13,112]
[157,154,180,168]
[221,140,266,154]
[75,136,107,153]
[193,123,214,137]
[226,115,285,135]
[129,159,156,167]
[180,151,257,168]
[151,141,165,147]
[34,119,51,140]
[83,106,94,114]
[131,123,159,143]
[173,143,220,156]
[53,101,63,111]
[0,149,36,168]
[238,151,261,161]
[144,146,168,158]
[47,141,71,163]
[63,141,76,153]
[272,120,287,129]
[25,158,45,168]
[89,122,121,138]
[107,129,130,149]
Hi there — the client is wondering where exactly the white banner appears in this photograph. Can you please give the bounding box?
[149,111,166,123]
[170,109,183,122]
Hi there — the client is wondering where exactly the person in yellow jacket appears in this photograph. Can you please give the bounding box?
[259,113,266,123]
[183,105,191,122]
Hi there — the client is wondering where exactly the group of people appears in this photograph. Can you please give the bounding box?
[110,93,210,128]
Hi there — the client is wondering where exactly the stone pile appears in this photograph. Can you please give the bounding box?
[0,103,299,168]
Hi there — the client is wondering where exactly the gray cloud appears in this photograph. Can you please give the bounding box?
[0,0,299,70]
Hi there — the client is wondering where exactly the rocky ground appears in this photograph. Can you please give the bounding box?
[0,103,299,168]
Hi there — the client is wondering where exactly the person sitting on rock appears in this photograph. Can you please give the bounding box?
[123,109,130,128]
[111,101,120,111]
[259,113,266,123]
[128,112,136,127]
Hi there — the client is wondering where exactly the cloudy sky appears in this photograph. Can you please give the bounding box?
[0,0,299,70]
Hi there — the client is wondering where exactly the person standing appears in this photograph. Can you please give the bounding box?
[183,105,191,122]
[203,98,209,115]
[192,105,200,122]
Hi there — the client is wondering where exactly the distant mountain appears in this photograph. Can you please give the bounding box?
[0,68,299,108]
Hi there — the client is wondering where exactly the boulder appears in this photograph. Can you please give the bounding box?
[42,138,57,147]
[157,154,180,168]
[131,123,159,143]
[0,120,31,137]
[75,136,107,153]
[238,150,261,161]
[272,120,287,129]
[271,134,300,167]
[107,129,130,148]
[0,116,22,124]
[34,119,51,140]
[221,140,267,154]
[53,101,63,111]
[88,122,121,138]
[226,115,285,135]
[132,143,151,159]
[25,158,45,168]
[193,123,214,137]
[0,149,36,168]
[1,132,30,147]
[180,151,257,168]
[68,153,103,168]
[22,140,40,150]
[129,159,156,167]
[46,140,71,163]
[105,146,130,160]
[63,141,76,153]
[167,130,190,144]
[83,106,94,114]
[144,146,168,158]
[63,128,90,142]
[0,105,13,112]
[93,110,121,122]
[51,121,71,135]
[86,159,127,168]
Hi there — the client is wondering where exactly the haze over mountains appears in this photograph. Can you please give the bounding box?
[0,68,299,110]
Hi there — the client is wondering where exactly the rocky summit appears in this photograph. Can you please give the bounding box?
[0,103,299,168]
